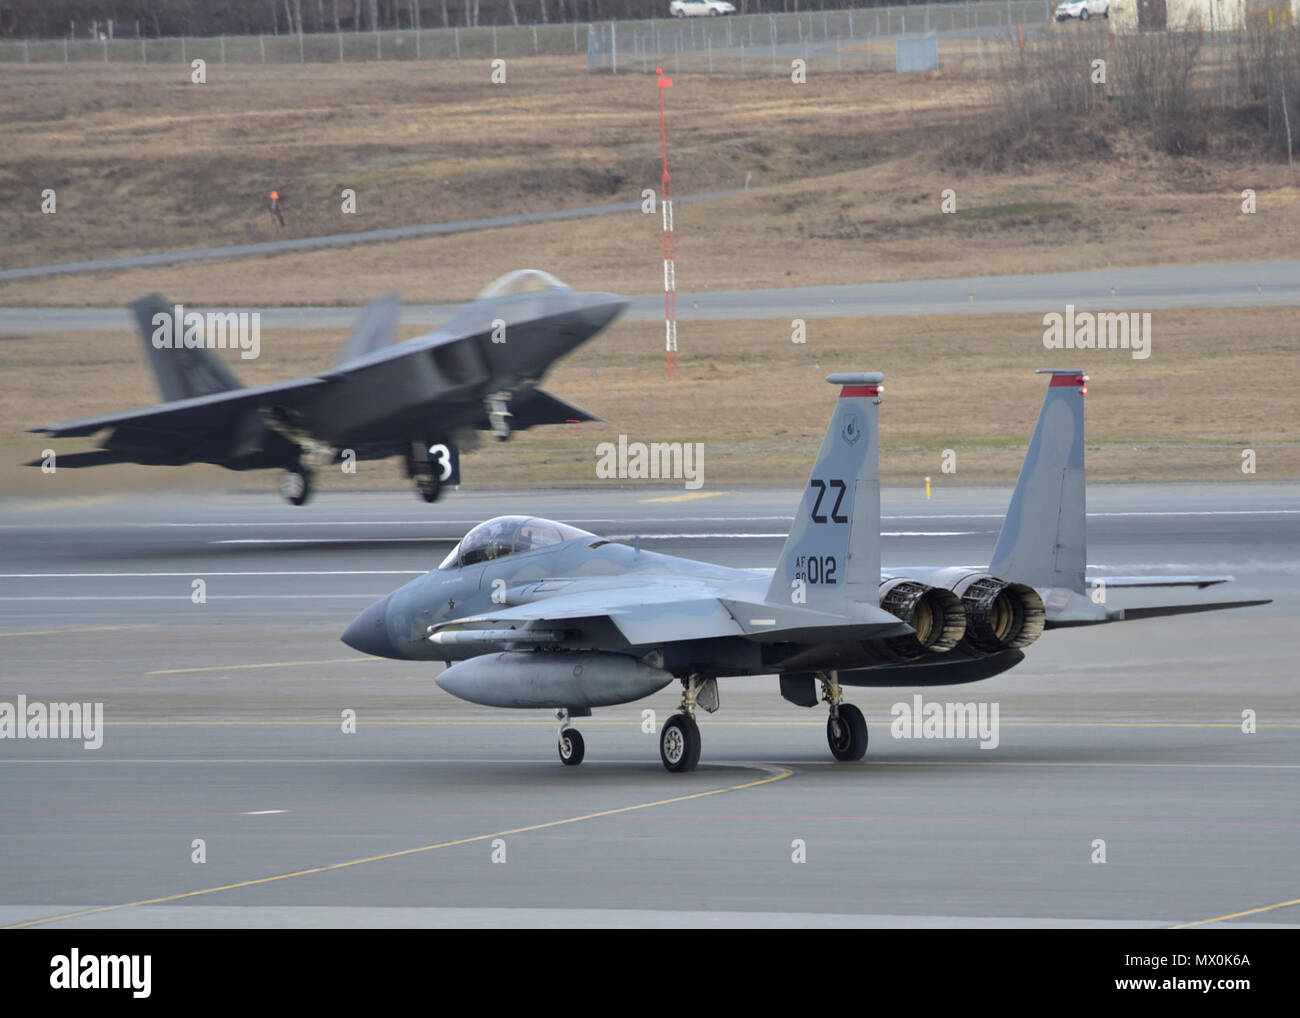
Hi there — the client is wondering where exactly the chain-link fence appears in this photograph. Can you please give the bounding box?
[588,2,1052,74]
[0,20,590,64]
[1,3,1052,66]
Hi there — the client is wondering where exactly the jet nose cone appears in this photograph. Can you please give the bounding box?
[342,596,398,658]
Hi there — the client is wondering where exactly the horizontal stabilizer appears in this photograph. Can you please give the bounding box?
[1108,599,1271,621]
[1088,575,1232,589]
[24,449,136,469]
[507,387,601,428]
[835,649,1026,688]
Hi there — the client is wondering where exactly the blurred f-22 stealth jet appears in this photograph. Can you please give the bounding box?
[28,270,625,504]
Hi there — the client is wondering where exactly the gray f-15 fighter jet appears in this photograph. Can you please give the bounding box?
[28,270,625,505]
[342,368,1268,772]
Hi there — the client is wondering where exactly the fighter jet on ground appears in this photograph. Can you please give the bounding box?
[342,369,1269,772]
[28,270,625,505]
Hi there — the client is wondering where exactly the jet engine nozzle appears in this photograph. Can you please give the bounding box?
[926,568,1046,655]
[877,578,966,659]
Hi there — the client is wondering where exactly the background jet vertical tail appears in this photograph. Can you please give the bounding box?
[130,295,244,403]
[989,369,1088,593]
[333,293,401,368]
[765,372,884,610]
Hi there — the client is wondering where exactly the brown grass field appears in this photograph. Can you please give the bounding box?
[1,49,1297,494]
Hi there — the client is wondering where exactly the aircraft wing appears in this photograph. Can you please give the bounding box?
[430,588,910,648]
[29,376,330,442]
[429,587,747,646]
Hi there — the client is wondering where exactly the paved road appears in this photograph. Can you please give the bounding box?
[0,190,746,284]
[0,485,1295,928]
[3,260,1297,333]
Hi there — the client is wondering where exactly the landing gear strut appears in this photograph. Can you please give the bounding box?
[485,392,513,442]
[405,442,442,504]
[660,673,713,772]
[821,671,868,761]
[557,709,585,766]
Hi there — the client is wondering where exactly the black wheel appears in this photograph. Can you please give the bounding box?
[827,703,868,761]
[280,468,313,506]
[660,713,701,772]
[1080,8,1090,19]
[558,728,585,766]
[415,471,441,503]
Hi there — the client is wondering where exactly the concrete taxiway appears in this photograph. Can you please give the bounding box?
[0,484,1296,928]
[3,260,1298,334]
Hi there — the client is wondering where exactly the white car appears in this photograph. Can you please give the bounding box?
[669,0,736,16]
[1055,0,1108,19]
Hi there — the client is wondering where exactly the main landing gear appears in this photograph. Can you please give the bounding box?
[821,671,868,761]
[279,466,313,506]
[405,442,442,504]
[659,673,717,773]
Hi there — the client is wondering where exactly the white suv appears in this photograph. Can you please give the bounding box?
[1055,0,1109,19]
[670,0,737,16]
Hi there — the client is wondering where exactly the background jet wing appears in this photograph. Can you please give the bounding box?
[29,376,330,440]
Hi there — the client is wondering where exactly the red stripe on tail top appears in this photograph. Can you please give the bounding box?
[1049,374,1086,388]
[840,385,879,398]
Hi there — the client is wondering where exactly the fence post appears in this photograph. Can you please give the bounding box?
[260,34,266,62]
[102,36,108,61]
[416,24,421,59]
[455,26,460,58]
[140,37,145,63]
[298,28,304,62]
[741,39,745,73]
[493,25,498,57]
[181,36,186,64]
[707,35,712,74]
[610,20,616,73]
[338,29,344,61]
[63,38,69,62]
[220,34,225,63]
[849,10,854,38]
[533,25,538,53]
[573,21,578,52]
[376,30,381,59]
[25,39,31,63]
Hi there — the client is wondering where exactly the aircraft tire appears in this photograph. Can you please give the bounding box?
[827,703,868,761]
[281,468,313,507]
[415,472,441,503]
[558,728,585,766]
[660,713,701,772]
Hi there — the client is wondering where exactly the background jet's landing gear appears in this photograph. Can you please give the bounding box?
[279,466,313,506]
[557,709,585,766]
[405,443,441,504]
[660,673,712,772]
[821,671,868,761]
[485,392,513,442]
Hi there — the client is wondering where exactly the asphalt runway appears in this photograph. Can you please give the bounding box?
[3,259,1298,334]
[0,484,1296,928]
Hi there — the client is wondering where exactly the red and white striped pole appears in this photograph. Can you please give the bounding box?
[657,67,677,380]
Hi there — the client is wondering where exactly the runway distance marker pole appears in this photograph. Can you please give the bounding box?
[657,67,677,380]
